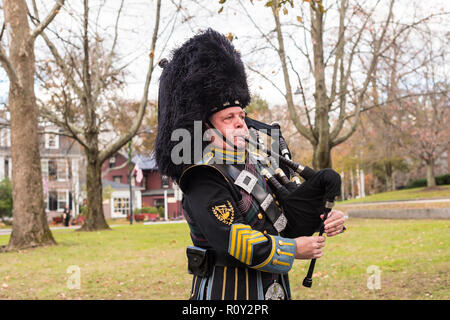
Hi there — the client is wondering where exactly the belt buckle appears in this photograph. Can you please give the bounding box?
[265,281,285,300]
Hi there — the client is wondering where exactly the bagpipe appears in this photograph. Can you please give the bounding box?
[245,117,342,288]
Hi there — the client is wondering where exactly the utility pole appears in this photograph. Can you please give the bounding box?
[128,140,134,225]
[162,175,169,220]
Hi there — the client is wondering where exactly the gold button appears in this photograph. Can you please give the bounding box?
[275,200,280,206]
[277,248,281,254]
[272,194,277,199]
[263,230,268,235]
[258,213,263,220]
[272,259,278,265]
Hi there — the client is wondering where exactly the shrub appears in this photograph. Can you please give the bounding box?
[406,173,450,189]
[157,206,164,218]
[139,206,159,214]
[405,178,427,189]
[436,173,450,185]
[0,178,13,219]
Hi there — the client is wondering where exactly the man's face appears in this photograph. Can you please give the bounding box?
[208,106,249,150]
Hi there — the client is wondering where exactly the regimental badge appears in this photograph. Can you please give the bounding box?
[211,200,235,225]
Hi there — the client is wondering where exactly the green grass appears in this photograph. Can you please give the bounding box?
[0,220,449,300]
[339,185,450,204]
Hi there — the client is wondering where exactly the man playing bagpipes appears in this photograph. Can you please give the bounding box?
[155,29,345,300]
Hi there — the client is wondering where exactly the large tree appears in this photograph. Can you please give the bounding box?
[0,0,64,250]
[368,16,449,187]
[33,0,180,231]
[228,0,439,169]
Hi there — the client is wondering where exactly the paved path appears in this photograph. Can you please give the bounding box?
[2,199,448,236]
[0,220,186,236]
[339,198,450,219]
[338,198,450,207]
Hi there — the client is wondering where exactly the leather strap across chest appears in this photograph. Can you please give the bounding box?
[214,163,287,233]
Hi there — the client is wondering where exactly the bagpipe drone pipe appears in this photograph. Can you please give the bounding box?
[245,117,342,287]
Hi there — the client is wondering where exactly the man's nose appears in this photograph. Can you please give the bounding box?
[235,116,245,128]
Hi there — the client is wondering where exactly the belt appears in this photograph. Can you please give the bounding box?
[214,251,248,268]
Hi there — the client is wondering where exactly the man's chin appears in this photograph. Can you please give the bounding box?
[233,137,247,150]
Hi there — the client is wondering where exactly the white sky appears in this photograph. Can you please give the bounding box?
[1,0,449,109]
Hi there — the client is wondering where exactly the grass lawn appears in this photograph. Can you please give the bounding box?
[0,219,448,300]
[339,185,450,204]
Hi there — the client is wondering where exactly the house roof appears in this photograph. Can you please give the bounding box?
[141,189,174,196]
[131,153,158,171]
[102,179,144,190]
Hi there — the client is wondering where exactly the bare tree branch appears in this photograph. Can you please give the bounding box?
[30,0,65,41]
[39,104,88,148]
[271,0,316,144]
[0,45,20,87]
[99,0,162,164]
[247,63,285,97]
[92,0,124,102]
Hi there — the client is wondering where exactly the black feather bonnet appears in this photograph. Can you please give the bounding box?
[155,29,251,181]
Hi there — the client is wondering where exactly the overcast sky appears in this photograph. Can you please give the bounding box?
[1,0,449,109]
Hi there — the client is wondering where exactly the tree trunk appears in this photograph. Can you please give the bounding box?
[425,159,436,187]
[4,0,56,250]
[311,6,332,170]
[350,169,355,198]
[391,171,396,190]
[312,143,332,169]
[385,162,393,191]
[79,149,110,231]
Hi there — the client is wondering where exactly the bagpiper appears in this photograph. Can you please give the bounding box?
[155,29,345,300]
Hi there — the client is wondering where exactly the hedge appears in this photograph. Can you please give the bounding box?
[405,173,450,188]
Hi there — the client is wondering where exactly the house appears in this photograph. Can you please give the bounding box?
[102,179,144,220]
[101,151,144,219]
[0,121,84,223]
[132,154,183,219]
[101,152,182,220]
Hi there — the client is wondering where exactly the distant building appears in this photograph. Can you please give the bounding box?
[101,152,182,220]
[132,154,183,219]
[0,122,84,223]
[101,151,144,219]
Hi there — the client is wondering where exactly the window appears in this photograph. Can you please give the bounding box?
[48,159,57,181]
[113,176,122,184]
[4,159,9,179]
[45,133,59,149]
[43,159,68,181]
[0,128,10,147]
[109,157,116,168]
[48,191,58,211]
[46,190,69,211]
[57,191,68,210]
[161,175,170,188]
[57,159,68,181]
[113,197,130,216]
[154,198,164,208]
